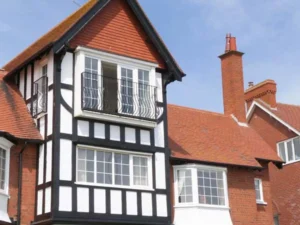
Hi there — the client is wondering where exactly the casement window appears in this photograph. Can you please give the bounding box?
[77,48,158,124]
[0,148,7,191]
[277,136,300,164]
[254,178,265,204]
[0,138,12,195]
[76,146,152,189]
[32,64,48,117]
[174,165,228,207]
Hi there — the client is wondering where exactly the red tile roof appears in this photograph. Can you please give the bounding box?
[168,104,283,168]
[0,71,42,141]
[2,0,98,73]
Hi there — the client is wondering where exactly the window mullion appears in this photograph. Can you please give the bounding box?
[191,168,198,204]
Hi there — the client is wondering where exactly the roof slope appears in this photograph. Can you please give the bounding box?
[168,104,283,168]
[2,0,98,72]
[0,72,42,141]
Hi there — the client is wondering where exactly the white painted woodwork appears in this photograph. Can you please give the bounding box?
[45,187,52,213]
[156,72,163,103]
[174,206,233,225]
[110,190,122,214]
[0,193,10,222]
[59,139,72,181]
[39,117,45,139]
[60,105,73,134]
[61,52,73,85]
[155,153,166,189]
[77,188,89,212]
[61,89,73,109]
[110,125,120,141]
[140,130,151,145]
[59,186,72,212]
[141,193,152,216]
[37,190,43,215]
[47,52,54,86]
[126,191,137,215]
[154,121,165,148]
[78,120,89,137]
[38,144,44,185]
[94,123,105,139]
[26,65,32,100]
[47,90,53,135]
[156,194,167,217]
[46,141,52,182]
[125,127,136,143]
[94,189,106,213]
[19,70,25,97]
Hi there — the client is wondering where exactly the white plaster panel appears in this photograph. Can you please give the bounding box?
[110,190,122,214]
[110,125,120,141]
[61,52,73,85]
[77,188,89,213]
[141,192,153,216]
[154,121,165,148]
[155,153,166,189]
[19,70,25,98]
[174,206,233,225]
[94,123,105,139]
[59,139,72,181]
[37,190,43,215]
[94,189,106,213]
[45,187,51,213]
[59,186,72,212]
[39,117,45,139]
[156,72,163,103]
[140,130,151,145]
[60,105,73,134]
[38,144,44,185]
[47,52,54,86]
[125,127,136,143]
[78,120,89,137]
[0,194,10,222]
[46,141,52,182]
[47,90,53,135]
[126,191,137,215]
[156,194,167,217]
[26,65,32,100]
[61,89,73,109]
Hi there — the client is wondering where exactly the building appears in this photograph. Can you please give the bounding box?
[245,77,300,224]
[0,1,184,225]
[167,34,283,225]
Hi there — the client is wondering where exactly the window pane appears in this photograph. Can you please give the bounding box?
[96,151,112,184]
[255,179,262,201]
[278,142,286,161]
[0,148,6,190]
[287,141,294,162]
[177,169,193,203]
[293,137,300,160]
[121,68,134,114]
[133,156,149,186]
[114,153,130,186]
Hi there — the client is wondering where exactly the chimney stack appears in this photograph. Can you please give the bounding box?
[219,34,246,123]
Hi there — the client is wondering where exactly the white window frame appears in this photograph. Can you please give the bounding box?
[173,164,229,209]
[254,178,266,205]
[75,145,153,191]
[0,137,13,196]
[277,136,300,165]
[74,47,158,128]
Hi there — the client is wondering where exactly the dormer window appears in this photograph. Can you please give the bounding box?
[277,137,300,164]
[75,47,159,128]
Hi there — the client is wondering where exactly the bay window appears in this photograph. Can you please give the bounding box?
[0,148,6,191]
[277,136,300,164]
[174,165,228,207]
[76,146,152,189]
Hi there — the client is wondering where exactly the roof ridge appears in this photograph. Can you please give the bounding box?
[168,104,227,117]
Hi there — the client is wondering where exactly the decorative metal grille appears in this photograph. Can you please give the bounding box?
[32,76,48,117]
[81,72,158,120]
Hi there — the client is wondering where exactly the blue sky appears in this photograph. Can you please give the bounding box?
[0,0,299,113]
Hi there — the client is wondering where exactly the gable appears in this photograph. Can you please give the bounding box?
[70,0,165,69]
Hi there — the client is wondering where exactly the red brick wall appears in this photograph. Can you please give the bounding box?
[70,0,165,68]
[8,143,37,225]
[249,107,299,225]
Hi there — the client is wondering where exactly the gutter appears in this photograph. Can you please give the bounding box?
[17,142,28,225]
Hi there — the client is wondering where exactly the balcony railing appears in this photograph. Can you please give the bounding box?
[31,76,48,118]
[81,72,158,121]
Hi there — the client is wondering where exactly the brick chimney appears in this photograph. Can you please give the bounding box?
[245,80,277,109]
[219,34,246,123]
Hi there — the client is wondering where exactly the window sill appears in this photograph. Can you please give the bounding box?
[75,110,157,128]
[0,191,9,198]
[282,159,300,166]
[256,201,267,206]
[174,204,230,210]
[75,182,154,191]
